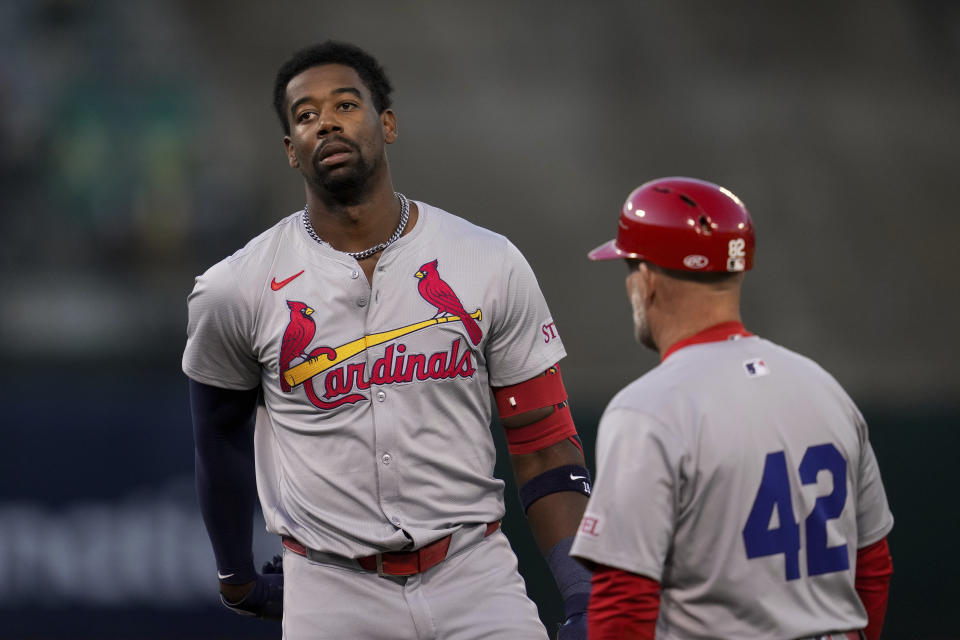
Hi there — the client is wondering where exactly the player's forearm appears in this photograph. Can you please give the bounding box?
[189,379,260,584]
[513,439,588,551]
[525,487,589,551]
[195,451,257,581]
[496,366,592,635]
[510,439,592,636]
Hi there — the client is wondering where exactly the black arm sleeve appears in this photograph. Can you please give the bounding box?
[189,378,261,584]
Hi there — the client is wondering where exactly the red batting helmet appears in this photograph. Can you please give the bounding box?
[588,177,755,272]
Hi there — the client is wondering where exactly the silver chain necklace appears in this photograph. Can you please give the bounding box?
[302,192,410,261]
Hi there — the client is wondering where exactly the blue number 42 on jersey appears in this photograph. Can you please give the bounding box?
[742,443,850,580]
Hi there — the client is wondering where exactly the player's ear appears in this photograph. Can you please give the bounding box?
[640,263,658,307]
[284,136,299,169]
[381,109,398,144]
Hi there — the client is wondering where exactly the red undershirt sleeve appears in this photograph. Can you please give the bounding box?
[586,540,891,640]
[588,564,660,640]
[855,537,893,640]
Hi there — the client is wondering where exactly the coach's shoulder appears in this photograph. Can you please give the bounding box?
[759,338,848,389]
[605,367,676,417]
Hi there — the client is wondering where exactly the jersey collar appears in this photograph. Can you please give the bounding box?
[661,321,753,362]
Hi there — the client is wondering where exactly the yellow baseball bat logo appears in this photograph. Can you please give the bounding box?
[283,310,481,388]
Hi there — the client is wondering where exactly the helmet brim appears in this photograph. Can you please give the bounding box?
[588,240,637,261]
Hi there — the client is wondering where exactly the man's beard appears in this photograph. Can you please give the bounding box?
[629,288,656,351]
[311,143,381,203]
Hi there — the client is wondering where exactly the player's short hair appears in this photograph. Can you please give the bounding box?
[273,40,394,135]
[628,259,742,285]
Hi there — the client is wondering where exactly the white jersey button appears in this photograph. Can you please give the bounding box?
[376,390,386,402]
[351,269,359,279]
[390,516,401,526]
[381,453,392,465]
[357,297,367,307]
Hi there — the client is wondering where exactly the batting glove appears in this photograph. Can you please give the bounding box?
[556,611,586,640]
[220,555,283,620]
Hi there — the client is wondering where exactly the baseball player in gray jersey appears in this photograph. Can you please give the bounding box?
[182,41,593,639]
[570,177,894,639]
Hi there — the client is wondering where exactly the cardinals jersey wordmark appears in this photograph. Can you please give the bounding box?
[279,259,484,408]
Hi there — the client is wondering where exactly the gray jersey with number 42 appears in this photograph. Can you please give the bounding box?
[571,335,893,639]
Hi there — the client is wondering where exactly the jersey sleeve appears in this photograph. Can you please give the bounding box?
[182,259,261,390]
[484,240,566,386]
[570,407,681,580]
[854,414,894,547]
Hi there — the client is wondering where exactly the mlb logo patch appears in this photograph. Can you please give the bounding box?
[743,358,770,377]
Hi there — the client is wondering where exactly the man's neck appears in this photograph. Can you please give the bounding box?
[654,307,743,359]
[304,183,400,254]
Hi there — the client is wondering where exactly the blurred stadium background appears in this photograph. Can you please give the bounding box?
[1,0,958,637]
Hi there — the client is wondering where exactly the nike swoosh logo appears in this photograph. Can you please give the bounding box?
[570,474,587,481]
[217,571,235,580]
[271,270,305,291]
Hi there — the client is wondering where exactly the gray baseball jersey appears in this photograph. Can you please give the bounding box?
[182,200,566,558]
[571,329,893,639]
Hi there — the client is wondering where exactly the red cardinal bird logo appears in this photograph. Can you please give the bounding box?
[415,259,482,345]
[279,300,316,391]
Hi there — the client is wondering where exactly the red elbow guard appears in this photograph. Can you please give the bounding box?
[504,404,578,454]
[494,366,579,454]
[494,365,568,417]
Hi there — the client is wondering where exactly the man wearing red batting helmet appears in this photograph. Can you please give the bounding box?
[570,177,894,639]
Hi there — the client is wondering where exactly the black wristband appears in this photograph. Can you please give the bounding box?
[518,465,592,513]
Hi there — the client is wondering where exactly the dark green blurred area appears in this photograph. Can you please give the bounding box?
[1,0,957,636]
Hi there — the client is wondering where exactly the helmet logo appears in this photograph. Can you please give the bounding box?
[683,255,709,269]
[727,238,747,272]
